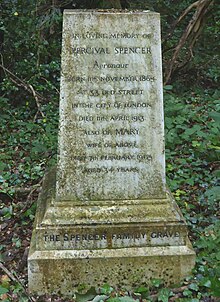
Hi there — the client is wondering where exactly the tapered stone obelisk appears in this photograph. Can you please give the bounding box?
[28,10,195,295]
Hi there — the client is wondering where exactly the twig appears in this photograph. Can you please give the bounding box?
[0,63,44,101]
[148,285,189,301]
[0,262,19,284]
[169,285,190,301]
[163,1,199,44]
[18,179,43,216]
[0,262,36,302]
[172,285,188,293]
[110,0,122,8]
[0,62,45,119]
[41,76,60,95]
[8,185,41,194]
[28,83,45,119]
[1,181,42,231]
[169,293,182,301]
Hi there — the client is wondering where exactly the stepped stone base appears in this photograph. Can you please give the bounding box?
[28,170,195,295]
[29,245,195,295]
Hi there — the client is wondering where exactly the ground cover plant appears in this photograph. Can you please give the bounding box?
[0,0,219,301]
[1,84,219,302]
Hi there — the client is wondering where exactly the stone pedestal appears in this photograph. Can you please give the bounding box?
[28,10,195,295]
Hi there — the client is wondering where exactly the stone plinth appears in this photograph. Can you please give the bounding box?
[28,10,195,295]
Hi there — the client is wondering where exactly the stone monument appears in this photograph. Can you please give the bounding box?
[28,10,195,294]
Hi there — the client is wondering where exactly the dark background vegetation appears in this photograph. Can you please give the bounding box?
[0,0,219,301]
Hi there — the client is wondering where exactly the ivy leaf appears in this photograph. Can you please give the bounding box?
[0,286,9,295]
[189,283,199,291]
[199,278,212,288]
[164,85,173,91]
[91,295,109,302]
[100,284,114,295]
[158,288,172,302]
[183,289,192,297]
[210,278,220,297]
[117,297,137,302]
[76,287,96,302]
[151,278,163,288]
[209,111,220,124]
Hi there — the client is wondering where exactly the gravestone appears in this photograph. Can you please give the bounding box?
[28,10,195,295]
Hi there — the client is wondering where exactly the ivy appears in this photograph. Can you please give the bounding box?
[0,1,219,301]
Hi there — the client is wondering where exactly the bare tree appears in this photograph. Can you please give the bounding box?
[163,0,214,84]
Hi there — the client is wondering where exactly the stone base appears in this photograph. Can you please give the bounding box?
[29,244,195,295]
[28,170,195,294]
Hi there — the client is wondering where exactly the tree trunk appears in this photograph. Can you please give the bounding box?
[164,0,214,84]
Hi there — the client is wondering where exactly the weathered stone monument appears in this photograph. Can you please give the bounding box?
[28,10,195,294]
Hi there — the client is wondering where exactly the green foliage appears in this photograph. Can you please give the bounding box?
[1,85,219,297]
[0,1,219,302]
[1,0,219,91]
[195,221,220,297]
[100,284,115,295]
[163,88,220,299]
[158,288,173,302]
[164,89,219,195]
[0,97,58,197]
[0,275,29,302]
[76,287,97,302]
[1,1,61,107]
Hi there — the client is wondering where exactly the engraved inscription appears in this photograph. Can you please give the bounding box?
[56,12,166,201]
[42,230,182,250]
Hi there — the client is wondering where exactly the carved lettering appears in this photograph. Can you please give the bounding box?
[43,230,181,248]
[72,47,110,55]
[150,231,180,238]
[93,61,129,69]
[56,13,165,201]
[65,75,156,83]
[71,32,152,40]
[115,128,139,135]
[114,46,151,54]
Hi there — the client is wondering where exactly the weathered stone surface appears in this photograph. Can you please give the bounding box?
[56,9,166,202]
[28,10,195,295]
[29,244,195,295]
[29,171,195,294]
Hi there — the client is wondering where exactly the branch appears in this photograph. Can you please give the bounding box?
[29,83,45,119]
[0,262,19,284]
[9,185,41,194]
[148,285,190,301]
[164,0,214,84]
[18,179,42,216]
[0,262,36,302]
[0,63,45,119]
[1,181,42,232]
[163,1,200,44]
[110,0,122,9]
[41,76,60,95]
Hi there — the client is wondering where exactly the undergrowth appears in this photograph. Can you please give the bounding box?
[0,87,219,301]
[0,1,219,301]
